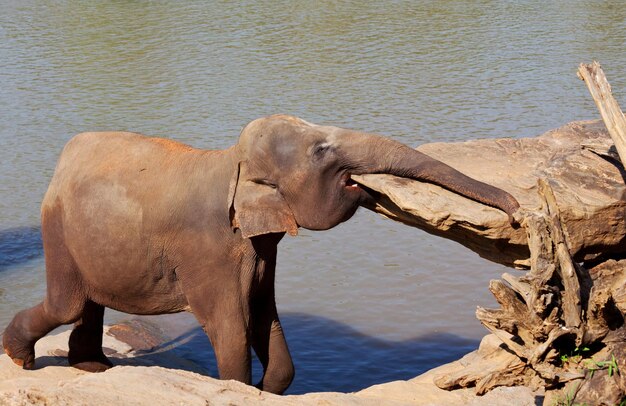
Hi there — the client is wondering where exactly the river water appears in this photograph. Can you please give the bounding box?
[1,1,625,394]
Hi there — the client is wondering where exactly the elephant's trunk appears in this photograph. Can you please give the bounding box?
[333,128,521,219]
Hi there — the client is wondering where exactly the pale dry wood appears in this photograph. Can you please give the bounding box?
[474,363,530,395]
[537,179,582,330]
[585,259,626,343]
[520,212,560,334]
[441,179,626,402]
[476,320,529,360]
[578,62,626,166]
[433,334,536,395]
[581,141,620,161]
[528,328,571,366]
[487,280,542,345]
[524,213,556,287]
[501,273,531,302]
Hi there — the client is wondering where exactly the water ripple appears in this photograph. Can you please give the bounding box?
[0,226,43,272]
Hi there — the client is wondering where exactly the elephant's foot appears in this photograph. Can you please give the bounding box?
[68,350,113,373]
[2,323,36,370]
[70,359,112,373]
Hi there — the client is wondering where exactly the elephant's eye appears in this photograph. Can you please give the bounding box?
[251,178,277,189]
[312,143,331,159]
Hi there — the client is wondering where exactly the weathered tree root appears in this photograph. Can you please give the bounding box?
[434,179,626,404]
[434,62,626,403]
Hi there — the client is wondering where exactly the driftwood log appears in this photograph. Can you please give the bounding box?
[435,63,626,405]
[358,62,626,405]
[354,119,626,269]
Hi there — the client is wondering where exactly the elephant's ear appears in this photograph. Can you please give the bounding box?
[228,161,298,239]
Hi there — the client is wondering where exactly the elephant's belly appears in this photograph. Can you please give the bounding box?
[74,249,189,315]
[91,287,190,316]
[59,194,189,314]
[69,235,190,314]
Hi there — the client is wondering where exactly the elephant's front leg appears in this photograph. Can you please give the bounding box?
[187,289,252,384]
[251,297,295,394]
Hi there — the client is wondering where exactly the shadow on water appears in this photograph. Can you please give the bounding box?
[131,312,479,395]
[0,226,43,272]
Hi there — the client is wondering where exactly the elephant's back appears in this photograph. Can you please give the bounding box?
[52,131,193,178]
[44,131,198,205]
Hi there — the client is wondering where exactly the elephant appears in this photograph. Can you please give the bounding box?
[3,114,520,394]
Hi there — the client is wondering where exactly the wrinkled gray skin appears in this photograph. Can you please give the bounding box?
[3,115,519,394]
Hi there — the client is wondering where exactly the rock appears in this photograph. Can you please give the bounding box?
[0,323,541,405]
[107,319,167,352]
[354,120,626,268]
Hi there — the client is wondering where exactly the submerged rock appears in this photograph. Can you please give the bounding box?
[354,120,626,268]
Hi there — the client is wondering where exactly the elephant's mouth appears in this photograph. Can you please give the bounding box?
[342,173,360,190]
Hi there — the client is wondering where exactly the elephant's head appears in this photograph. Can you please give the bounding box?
[228,114,520,238]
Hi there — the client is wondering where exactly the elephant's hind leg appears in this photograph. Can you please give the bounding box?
[68,300,112,372]
[2,293,84,370]
[2,302,65,369]
[3,212,86,369]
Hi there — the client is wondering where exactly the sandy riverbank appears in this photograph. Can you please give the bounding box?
[0,323,541,405]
